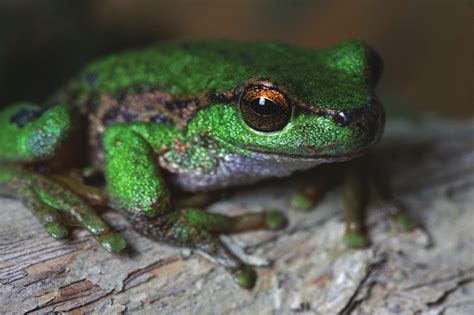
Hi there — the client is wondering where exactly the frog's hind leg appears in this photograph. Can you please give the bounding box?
[289,165,338,211]
[0,166,127,253]
[369,173,418,231]
[341,157,419,249]
[19,187,70,239]
[141,208,286,289]
[342,158,371,248]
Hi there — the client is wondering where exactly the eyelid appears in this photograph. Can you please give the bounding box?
[241,86,288,108]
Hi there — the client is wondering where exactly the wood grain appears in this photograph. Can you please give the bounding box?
[1,118,473,314]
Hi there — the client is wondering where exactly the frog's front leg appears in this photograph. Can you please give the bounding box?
[289,166,337,211]
[0,165,127,252]
[342,158,371,248]
[103,124,287,289]
[341,156,419,248]
[0,103,126,252]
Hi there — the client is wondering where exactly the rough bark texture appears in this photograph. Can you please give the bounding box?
[1,118,473,315]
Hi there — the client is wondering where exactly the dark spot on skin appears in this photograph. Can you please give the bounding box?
[10,108,44,128]
[83,171,106,186]
[85,73,98,86]
[165,102,177,110]
[207,92,233,104]
[121,108,138,121]
[175,100,190,109]
[144,99,155,112]
[103,107,121,125]
[145,101,155,111]
[153,114,172,124]
[156,95,167,105]
[115,90,127,103]
[165,98,199,111]
[174,101,187,109]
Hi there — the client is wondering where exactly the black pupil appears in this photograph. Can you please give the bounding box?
[249,97,279,116]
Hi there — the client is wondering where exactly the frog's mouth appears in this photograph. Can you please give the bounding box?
[244,146,371,165]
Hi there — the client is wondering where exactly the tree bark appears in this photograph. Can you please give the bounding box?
[1,118,473,315]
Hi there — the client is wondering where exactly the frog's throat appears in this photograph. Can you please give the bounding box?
[167,147,365,192]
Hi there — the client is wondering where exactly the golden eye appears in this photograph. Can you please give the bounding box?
[239,86,290,132]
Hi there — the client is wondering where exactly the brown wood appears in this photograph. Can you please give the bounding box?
[1,119,473,314]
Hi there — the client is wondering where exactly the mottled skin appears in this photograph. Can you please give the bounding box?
[0,40,415,289]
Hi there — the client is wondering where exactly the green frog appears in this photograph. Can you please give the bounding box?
[0,39,415,289]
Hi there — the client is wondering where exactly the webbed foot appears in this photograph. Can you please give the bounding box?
[140,207,287,289]
[1,166,127,253]
[343,231,370,248]
[393,213,418,231]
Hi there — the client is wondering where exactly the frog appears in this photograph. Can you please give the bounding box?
[0,39,416,289]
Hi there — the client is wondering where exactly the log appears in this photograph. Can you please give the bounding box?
[1,118,473,315]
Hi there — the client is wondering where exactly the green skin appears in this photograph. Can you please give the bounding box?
[0,40,415,289]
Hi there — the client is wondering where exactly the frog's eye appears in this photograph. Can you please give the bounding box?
[239,86,291,132]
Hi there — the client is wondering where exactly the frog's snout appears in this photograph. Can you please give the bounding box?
[351,98,385,150]
[326,96,385,155]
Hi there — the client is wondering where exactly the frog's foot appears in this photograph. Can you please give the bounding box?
[140,208,287,289]
[52,172,109,207]
[343,230,370,248]
[385,202,419,232]
[370,183,420,232]
[2,166,127,253]
[290,192,314,212]
[393,212,418,231]
[290,180,331,212]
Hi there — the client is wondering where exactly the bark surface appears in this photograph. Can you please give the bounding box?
[1,119,473,315]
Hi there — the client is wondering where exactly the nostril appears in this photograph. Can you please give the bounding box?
[334,111,350,126]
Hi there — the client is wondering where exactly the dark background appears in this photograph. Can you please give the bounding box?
[0,0,472,118]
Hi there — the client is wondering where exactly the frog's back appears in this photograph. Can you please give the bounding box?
[60,41,259,166]
[55,39,380,172]
[59,40,314,166]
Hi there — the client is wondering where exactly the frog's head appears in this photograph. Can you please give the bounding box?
[187,40,384,161]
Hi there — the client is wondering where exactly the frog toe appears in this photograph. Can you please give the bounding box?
[344,231,370,248]
[394,213,418,231]
[45,221,69,239]
[290,192,314,212]
[264,209,288,230]
[231,265,257,290]
[98,233,127,253]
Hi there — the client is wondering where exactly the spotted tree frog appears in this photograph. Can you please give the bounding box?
[0,40,415,289]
